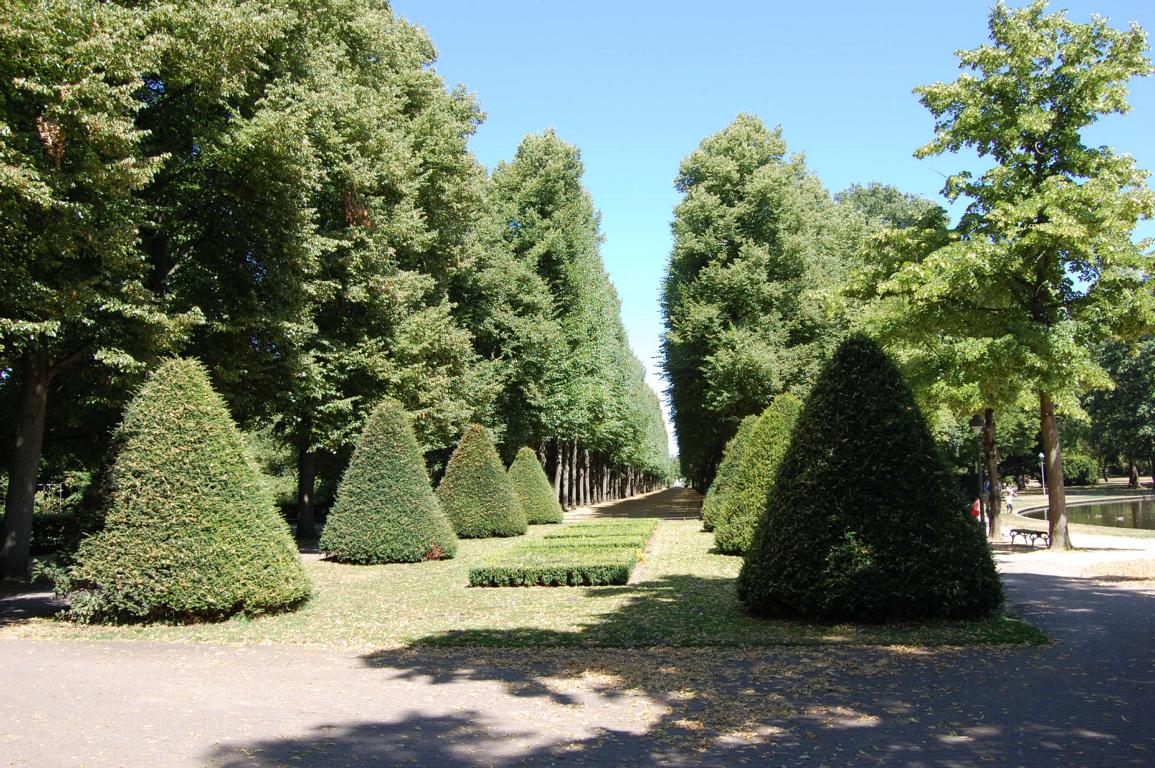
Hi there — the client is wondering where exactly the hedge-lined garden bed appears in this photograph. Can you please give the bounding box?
[469,519,657,587]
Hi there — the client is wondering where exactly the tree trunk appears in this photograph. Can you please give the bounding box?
[295,437,318,541]
[560,441,572,509]
[553,439,563,501]
[581,449,590,507]
[1040,392,1072,550]
[983,408,1003,540]
[0,350,51,581]
[1149,455,1154,490]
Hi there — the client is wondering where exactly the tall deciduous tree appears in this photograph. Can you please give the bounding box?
[0,1,192,579]
[143,1,499,539]
[907,0,1154,548]
[662,114,849,490]
[463,131,670,503]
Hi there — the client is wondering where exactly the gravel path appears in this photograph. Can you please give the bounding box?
[2,488,1153,767]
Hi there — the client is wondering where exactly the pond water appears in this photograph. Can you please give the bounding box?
[1022,498,1155,531]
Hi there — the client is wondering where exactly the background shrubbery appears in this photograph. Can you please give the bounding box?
[701,416,757,532]
[738,336,1003,622]
[1062,453,1098,486]
[713,395,801,555]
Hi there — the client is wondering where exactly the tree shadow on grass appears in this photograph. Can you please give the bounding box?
[208,571,1155,767]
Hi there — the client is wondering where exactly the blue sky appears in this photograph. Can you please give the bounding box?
[392,0,1155,445]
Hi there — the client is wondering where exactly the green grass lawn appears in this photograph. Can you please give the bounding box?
[1,520,1043,649]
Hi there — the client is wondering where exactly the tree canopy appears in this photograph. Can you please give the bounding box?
[661,114,852,490]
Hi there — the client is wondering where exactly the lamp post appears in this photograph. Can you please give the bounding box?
[969,414,985,527]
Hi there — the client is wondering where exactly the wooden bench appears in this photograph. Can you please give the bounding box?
[1009,528,1050,547]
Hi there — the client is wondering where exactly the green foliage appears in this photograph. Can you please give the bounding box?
[543,518,658,541]
[437,424,527,538]
[1062,453,1098,487]
[662,114,854,489]
[1086,337,1155,463]
[462,131,670,479]
[468,518,657,587]
[320,400,458,563]
[891,1,1155,449]
[507,448,563,524]
[468,550,638,587]
[738,336,1003,622]
[714,395,802,555]
[700,416,757,532]
[65,359,310,623]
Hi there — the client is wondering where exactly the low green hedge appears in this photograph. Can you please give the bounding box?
[469,518,659,587]
[533,534,650,548]
[542,519,657,539]
[469,549,638,587]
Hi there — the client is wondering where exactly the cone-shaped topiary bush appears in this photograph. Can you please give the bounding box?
[320,399,458,563]
[437,424,527,538]
[737,336,1002,622]
[66,359,310,623]
[714,394,802,555]
[507,447,563,524]
[701,415,758,532]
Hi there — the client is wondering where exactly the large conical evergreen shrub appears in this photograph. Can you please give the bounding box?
[67,359,310,623]
[737,336,1002,621]
[714,395,802,555]
[320,400,458,563]
[508,447,563,524]
[437,424,527,538]
[701,416,757,532]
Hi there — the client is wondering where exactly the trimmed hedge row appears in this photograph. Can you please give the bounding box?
[469,518,658,587]
[701,416,758,532]
[469,550,636,587]
[713,395,802,555]
[543,518,657,541]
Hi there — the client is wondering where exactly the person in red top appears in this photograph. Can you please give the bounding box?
[969,498,981,520]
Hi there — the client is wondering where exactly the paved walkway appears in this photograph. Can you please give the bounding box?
[2,487,1154,767]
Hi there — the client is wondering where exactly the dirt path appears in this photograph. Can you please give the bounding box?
[2,487,1154,767]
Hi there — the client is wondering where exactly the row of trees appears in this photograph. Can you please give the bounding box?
[663,1,1154,549]
[0,0,668,579]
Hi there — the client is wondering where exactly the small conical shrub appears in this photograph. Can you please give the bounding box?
[714,395,802,555]
[67,359,310,623]
[437,424,527,538]
[701,415,758,532]
[737,336,1002,622]
[508,447,563,524]
[320,400,458,563]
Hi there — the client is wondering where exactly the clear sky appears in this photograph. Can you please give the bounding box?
[391,0,1155,447]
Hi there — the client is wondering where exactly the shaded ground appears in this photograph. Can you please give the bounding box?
[565,486,703,521]
[2,487,1154,767]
